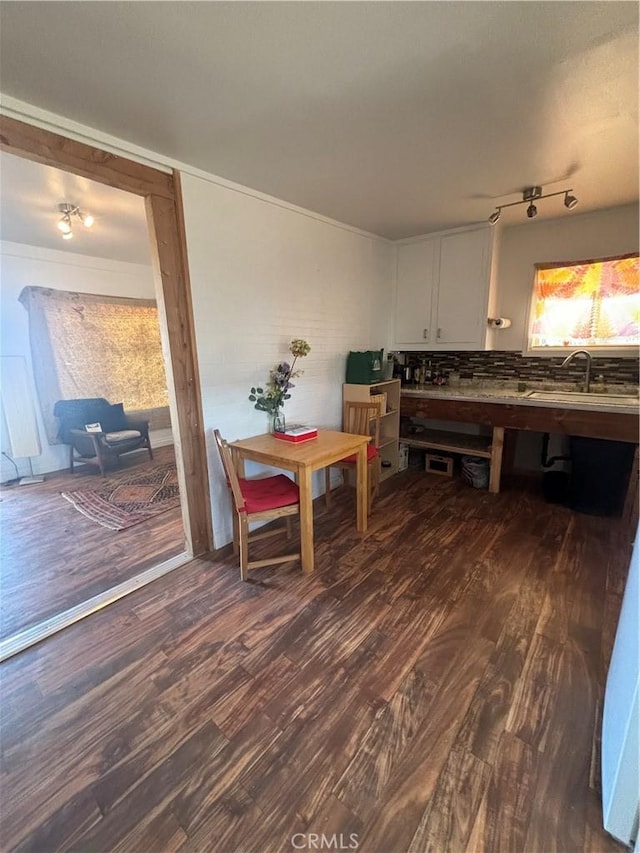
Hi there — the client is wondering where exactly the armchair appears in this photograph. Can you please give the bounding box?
[54,398,153,476]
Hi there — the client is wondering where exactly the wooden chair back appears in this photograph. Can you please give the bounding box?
[325,400,381,514]
[343,400,381,448]
[214,428,301,580]
[213,428,246,512]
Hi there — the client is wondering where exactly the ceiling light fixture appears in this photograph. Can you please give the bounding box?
[488,186,578,225]
[56,203,94,240]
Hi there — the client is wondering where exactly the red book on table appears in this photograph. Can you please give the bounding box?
[273,425,318,442]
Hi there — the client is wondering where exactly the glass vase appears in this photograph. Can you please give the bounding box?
[270,409,286,434]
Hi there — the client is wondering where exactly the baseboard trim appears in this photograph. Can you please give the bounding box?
[0,551,189,662]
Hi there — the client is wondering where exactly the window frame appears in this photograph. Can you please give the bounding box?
[525,252,640,357]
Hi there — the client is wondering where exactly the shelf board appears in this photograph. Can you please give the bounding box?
[370,379,401,389]
[399,428,492,458]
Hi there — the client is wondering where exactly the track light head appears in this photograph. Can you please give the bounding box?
[488,209,501,225]
[526,202,537,219]
[564,191,578,210]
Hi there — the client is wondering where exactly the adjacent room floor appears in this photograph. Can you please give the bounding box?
[0,444,184,640]
[0,470,629,852]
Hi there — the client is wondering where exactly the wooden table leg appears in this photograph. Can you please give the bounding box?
[298,466,315,574]
[489,426,505,494]
[232,452,246,479]
[356,444,368,532]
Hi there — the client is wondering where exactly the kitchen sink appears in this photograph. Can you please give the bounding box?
[526,390,639,407]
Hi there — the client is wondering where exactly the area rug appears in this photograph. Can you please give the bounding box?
[61,463,180,531]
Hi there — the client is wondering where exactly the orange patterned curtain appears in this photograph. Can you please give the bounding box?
[19,287,170,443]
[531,254,640,348]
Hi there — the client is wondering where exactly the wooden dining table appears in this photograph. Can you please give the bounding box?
[229,429,371,574]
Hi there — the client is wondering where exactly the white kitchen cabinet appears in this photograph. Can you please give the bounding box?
[394,238,437,346]
[393,225,496,351]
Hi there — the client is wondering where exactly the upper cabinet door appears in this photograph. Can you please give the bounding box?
[394,238,436,346]
[434,227,492,346]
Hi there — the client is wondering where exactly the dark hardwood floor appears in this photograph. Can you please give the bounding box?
[0,445,184,639]
[0,469,630,852]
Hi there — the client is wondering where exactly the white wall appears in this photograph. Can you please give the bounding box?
[180,172,393,549]
[0,241,173,476]
[494,203,640,350]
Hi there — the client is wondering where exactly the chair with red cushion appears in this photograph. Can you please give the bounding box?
[214,429,300,581]
[325,400,380,514]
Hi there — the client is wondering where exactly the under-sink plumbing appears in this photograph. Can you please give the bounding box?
[560,349,592,393]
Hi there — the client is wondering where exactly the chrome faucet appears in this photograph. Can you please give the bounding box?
[561,349,592,392]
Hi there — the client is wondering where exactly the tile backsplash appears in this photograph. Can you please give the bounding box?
[399,351,639,386]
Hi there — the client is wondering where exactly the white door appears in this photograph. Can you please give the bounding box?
[602,525,639,846]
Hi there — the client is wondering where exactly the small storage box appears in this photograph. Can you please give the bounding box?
[425,453,454,477]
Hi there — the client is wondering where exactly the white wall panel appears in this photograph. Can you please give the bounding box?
[180,173,393,549]
[0,356,41,459]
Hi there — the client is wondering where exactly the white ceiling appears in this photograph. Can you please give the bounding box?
[0,152,151,265]
[0,2,638,240]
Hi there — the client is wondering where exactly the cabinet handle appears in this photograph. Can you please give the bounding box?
[423,328,428,339]
[437,328,442,339]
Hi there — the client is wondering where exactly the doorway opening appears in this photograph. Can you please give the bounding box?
[0,116,212,659]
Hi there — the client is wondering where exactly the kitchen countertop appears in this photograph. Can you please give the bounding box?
[400,383,639,415]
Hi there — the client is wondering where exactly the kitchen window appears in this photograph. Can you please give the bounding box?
[529,253,640,351]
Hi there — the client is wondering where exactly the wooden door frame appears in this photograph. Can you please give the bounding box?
[0,115,212,557]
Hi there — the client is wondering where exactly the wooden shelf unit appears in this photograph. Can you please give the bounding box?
[399,427,492,458]
[343,379,401,480]
[399,423,504,493]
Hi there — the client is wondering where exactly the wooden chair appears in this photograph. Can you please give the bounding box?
[213,429,301,581]
[325,400,380,514]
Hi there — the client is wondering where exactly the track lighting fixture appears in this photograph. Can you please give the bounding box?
[56,203,94,240]
[488,186,578,224]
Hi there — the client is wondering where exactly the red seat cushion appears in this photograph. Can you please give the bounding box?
[338,444,379,465]
[238,474,299,513]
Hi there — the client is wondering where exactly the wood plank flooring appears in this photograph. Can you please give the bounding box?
[0,445,184,639]
[0,470,630,852]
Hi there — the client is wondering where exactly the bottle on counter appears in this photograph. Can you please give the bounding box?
[593,374,609,394]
